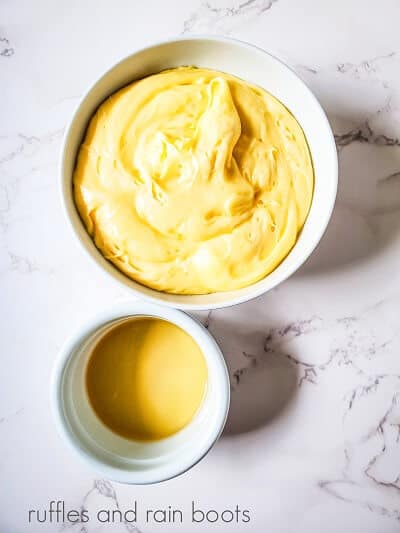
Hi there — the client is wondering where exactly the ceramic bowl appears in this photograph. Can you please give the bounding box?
[60,36,337,310]
[51,301,230,484]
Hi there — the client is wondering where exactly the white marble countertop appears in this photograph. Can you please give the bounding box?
[1,1,400,531]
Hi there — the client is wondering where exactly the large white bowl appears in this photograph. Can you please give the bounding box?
[61,36,337,310]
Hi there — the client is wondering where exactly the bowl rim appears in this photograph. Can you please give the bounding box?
[60,34,338,311]
[51,301,230,484]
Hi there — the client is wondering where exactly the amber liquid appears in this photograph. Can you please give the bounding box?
[86,317,207,441]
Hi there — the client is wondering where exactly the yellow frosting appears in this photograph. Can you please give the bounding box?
[74,67,313,294]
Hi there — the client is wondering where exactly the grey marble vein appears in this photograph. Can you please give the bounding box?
[318,479,400,520]
[233,350,258,385]
[226,315,325,388]
[0,129,64,167]
[226,300,398,390]
[297,51,397,84]
[337,52,396,70]
[277,317,323,338]
[203,309,213,330]
[335,120,400,148]
[60,479,141,533]
[0,407,24,425]
[319,371,400,521]
[378,170,400,184]
[336,52,396,87]
[0,128,64,232]
[261,316,337,386]
[182,0,278,33]
[345,380,380,411]
[0,36,14,57]
[0,183,10,213]
[337,198,400,220]
[296,64,318,75]
[7,250,39,274]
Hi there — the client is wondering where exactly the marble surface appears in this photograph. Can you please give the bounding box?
[1,1,400,531]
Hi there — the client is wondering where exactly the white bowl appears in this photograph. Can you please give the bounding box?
[51,301,230,484]
[61,36,338,310]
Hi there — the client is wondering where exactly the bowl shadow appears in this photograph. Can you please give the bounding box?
[197,313,300,436]
[297,112,400,277]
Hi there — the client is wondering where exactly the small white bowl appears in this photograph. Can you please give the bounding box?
[51,301,230,484]
[61,36,337,310]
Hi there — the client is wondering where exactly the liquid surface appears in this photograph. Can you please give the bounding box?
[74,67,314,294]
[86,318,208,441]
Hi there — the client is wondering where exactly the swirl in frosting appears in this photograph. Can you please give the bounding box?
[73,67,314,294]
